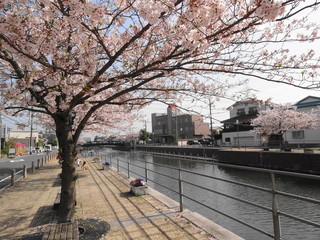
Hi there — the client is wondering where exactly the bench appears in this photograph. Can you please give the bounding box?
[41,222,79,240]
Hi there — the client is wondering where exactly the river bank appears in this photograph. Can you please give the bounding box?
[135,145,320,175]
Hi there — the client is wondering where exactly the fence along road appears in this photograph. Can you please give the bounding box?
[0,152,55,191]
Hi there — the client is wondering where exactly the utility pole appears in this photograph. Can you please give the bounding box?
[29,110,34,154]
[209,99,214,147]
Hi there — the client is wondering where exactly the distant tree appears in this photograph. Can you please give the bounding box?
[139,129,152,142]
[3,138,16,156]
[251,103,320,145]
[47,138,58,146]
[37,140,44,147]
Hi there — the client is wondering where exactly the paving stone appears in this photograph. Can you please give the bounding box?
[0,156,244,240]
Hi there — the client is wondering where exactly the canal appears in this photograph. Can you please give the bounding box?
[87,148,320,240]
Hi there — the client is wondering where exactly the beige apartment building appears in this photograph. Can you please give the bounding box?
[152,105,210,144]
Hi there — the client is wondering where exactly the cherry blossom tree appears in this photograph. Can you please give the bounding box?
[251,103,320,145]
[1,0,320,222]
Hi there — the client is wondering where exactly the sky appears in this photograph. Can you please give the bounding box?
[135,80,320,133]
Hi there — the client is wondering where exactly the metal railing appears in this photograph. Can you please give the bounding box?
[94,150,320,240]
[140,140,320,150]
[0,153,57,192]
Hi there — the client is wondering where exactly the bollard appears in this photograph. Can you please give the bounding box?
[37,159,40,169]
[11,169,15,186]
[23,165,27,178]
[41,158,44,167]
[32,161,35,173]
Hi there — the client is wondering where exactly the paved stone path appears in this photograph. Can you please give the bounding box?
[0,157,243,240]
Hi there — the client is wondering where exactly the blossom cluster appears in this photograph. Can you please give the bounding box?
[251,103,320,135]
[0,0,319,139]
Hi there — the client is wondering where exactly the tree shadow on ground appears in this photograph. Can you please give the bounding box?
[19,232,44,240]
[78,218,110,240]
[29,205,57,228]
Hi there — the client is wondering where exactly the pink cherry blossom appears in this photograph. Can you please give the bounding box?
[251,103,320,135]
[0,0,319,222]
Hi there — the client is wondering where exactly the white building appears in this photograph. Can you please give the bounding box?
[7,130,40,151]
[221,96,320,148]
[284,96,320,146]
[221,98,269,147]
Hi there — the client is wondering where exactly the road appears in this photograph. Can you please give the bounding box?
[0,152,55,190]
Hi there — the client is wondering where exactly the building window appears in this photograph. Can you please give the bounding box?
[292,130,304,139]
[248,107,258,114]
[237,108,245,115]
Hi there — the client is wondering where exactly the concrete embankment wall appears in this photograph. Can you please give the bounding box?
[135,146,320,175]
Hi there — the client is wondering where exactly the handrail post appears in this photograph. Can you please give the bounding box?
[117,155,119,172]
[145,158,148,183]
[178,159,184,212]
[271,172,281,240]
[127,155,130,179]
[23,165,27,178]
[11,169,15,186]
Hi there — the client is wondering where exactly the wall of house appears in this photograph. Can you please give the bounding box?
[229,102,267,118]
[152,111,210,141]
[192,115,210,137]
[8,130,39,142]
[284,126,320,145]
[222,131,261,147]
[297,106,317,113]
[286,97,320,145]
[175,115,194,139]
[152,113,167,135]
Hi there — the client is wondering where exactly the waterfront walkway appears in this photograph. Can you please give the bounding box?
[0,157,243,240]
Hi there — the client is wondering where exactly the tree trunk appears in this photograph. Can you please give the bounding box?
[54,113,78,223]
